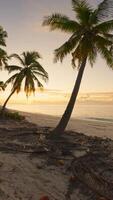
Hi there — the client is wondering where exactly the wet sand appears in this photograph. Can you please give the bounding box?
[22,112,113,139]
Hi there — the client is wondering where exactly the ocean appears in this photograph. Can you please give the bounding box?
[8,103,113,123]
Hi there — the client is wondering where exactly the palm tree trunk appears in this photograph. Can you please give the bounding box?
[1,89,15,115]
[53,57,87,135]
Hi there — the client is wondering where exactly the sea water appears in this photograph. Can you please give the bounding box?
[8,103,113,123]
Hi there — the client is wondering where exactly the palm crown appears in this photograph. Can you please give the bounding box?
[5,51,48,97]
[43,0,113,68]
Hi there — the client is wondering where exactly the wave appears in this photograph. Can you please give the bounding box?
[86,117,113,123]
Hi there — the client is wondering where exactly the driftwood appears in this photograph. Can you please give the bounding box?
[72,158,113,200]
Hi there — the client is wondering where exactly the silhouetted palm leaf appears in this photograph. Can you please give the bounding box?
[1,51,48,114]
[6,51,48,96]
[43,0,113,67]
[0,81,5,91]
[0,26,8,68]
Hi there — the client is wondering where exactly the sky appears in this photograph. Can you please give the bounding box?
[0,0,113,103]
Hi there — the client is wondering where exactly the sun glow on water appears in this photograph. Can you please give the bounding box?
[0,89,113,105]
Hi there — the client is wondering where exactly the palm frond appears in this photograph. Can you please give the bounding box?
[71,46,81,68]
[88,10,97,25]
[0,49,8,69]
[12,71,25,93]
[94,20,113,33]
[96,41,113,68]
[0,81,6,91]
[54,33,81,62]
[24,73,35,97]
[32,74,43,88]
[33,71,48,82]
[95,35,112,47]
[0,26,7,47]
[9,54,25,66]
[72,0,92,25]
[5,73,19,86]
[5,65,22,73]
[30,61,48,79]
[103,33,113,41]
[96,0,113,21]
[88,46,97,67]
[22,51,41,66]
[71,41,86,68]
[43,13,81,33]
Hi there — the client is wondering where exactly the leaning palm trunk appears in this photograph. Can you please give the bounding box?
[53,57,87,135]
[1,89,15,115]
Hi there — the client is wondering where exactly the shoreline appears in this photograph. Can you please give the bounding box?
[19,111,113,140]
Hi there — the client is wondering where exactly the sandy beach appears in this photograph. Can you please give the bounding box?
[22,112,113,140]
[0,112,113,200]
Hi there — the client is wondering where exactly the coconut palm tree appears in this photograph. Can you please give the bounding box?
[1,51,48,114]
[0,26,8,68]
[0,81,5,91]
[43,0,113,134]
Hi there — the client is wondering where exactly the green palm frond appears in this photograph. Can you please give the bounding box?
[88,10,99,25]
[54,34,81,62]
[0,26,7,47]
[72,0,92,25]
[43,0,113,71]
[24,72,35,97]
[96,39,113,68]
[22,51,41,66]
[103,33,113,41]
[0,49,8,68]
[99,47,113,68]
[12,71,25,93]
[5,65,22,73]
[9,54,25,66]
[96,0,113,21]
[33,71,48,82]
[5,73,19,85]
[32,74,43,88]
[71,37,89,68]
[88,46,97,67]
[0,26,8,69]
[43,14,81,33]
[71,45,82,68]
[94,20,113,33]
[30,61,48,79]
[95,35,112,46]
[0,81,5,91]
[5,51,48,97]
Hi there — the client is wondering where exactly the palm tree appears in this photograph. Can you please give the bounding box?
[0,26,8,68]
[43,0,113,134]
[0,81,5,91]
[1,51,48,114]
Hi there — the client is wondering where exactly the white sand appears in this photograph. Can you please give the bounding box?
[22,112,113,140]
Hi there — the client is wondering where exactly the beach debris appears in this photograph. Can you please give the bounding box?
[0,161,3,167]
[39,134,46,143]
[72,157,113,200]
[69,175,77,182]
[1,118,113,200]
[98,197,107,200]
[57,159,64,165]
[72,149,87,158]
[39,195,49,200]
